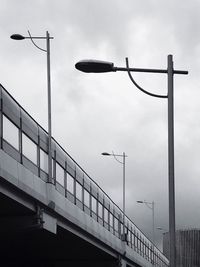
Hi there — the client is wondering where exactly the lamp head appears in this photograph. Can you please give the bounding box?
[101,152,111,156]
[75,60,114,73]
[137,200,144,203]
[10,34,25,40]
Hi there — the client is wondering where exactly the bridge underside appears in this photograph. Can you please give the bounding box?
[0,192,119,267]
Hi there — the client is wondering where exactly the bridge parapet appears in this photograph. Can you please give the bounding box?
[0,84,169,267]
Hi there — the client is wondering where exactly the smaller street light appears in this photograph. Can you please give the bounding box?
[136,200,144,204]
[101,152,111,156]
[102,151,127,241]
[157,227,168,232]
[11,33,52,40]
[137,200,155,244]
[11,31,54,184]
[157,227,168,254]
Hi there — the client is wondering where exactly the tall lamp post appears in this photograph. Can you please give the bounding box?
[10,31,53,183]
[137,200,155,244]
[75,56,188,267]
[102,151,127,241]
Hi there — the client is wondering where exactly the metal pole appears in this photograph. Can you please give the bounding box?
[122,152,126,241]
[152,201,155,245]
[46,31,52,183]
[167,54,176,267]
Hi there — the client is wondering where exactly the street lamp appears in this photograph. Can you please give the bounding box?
[137,200,155,244]
[75,56,188,267]
[102,151,127,241]
[157,227,168,253]
[11,31,54,183]
[157,227,168,232]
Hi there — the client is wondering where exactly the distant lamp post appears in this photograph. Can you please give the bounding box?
[157,227,168,232]
[11,31,54,183]
[102,151,127,241]
[137,200,155,244]
[157,227,168,253]
[76,56,188,267]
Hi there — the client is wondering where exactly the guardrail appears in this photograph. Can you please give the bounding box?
[0,84,169,267]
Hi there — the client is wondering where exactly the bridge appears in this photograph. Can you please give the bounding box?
[0,84,169,266]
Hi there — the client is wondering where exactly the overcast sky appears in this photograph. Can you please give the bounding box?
[1,0,199,249]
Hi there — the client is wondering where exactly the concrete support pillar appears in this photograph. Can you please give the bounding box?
[120,259,126,267]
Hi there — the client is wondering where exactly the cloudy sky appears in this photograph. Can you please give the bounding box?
[0,0,199,249]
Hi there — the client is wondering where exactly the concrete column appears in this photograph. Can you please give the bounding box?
[120,259,126,267]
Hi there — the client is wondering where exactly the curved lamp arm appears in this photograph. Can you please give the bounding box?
[112,151,123,164]
[28,30,47,52]
[144,201,153,210]
[125,57,168,99]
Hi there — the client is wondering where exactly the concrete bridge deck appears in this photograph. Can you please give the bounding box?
[0,84,169,267]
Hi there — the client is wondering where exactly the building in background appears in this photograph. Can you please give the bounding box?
[163,229,200,267]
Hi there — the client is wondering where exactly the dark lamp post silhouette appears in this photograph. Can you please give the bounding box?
[76,55,188,267]
[102,151,127,242]
[11,31,54,184]
[137,200,155,244]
